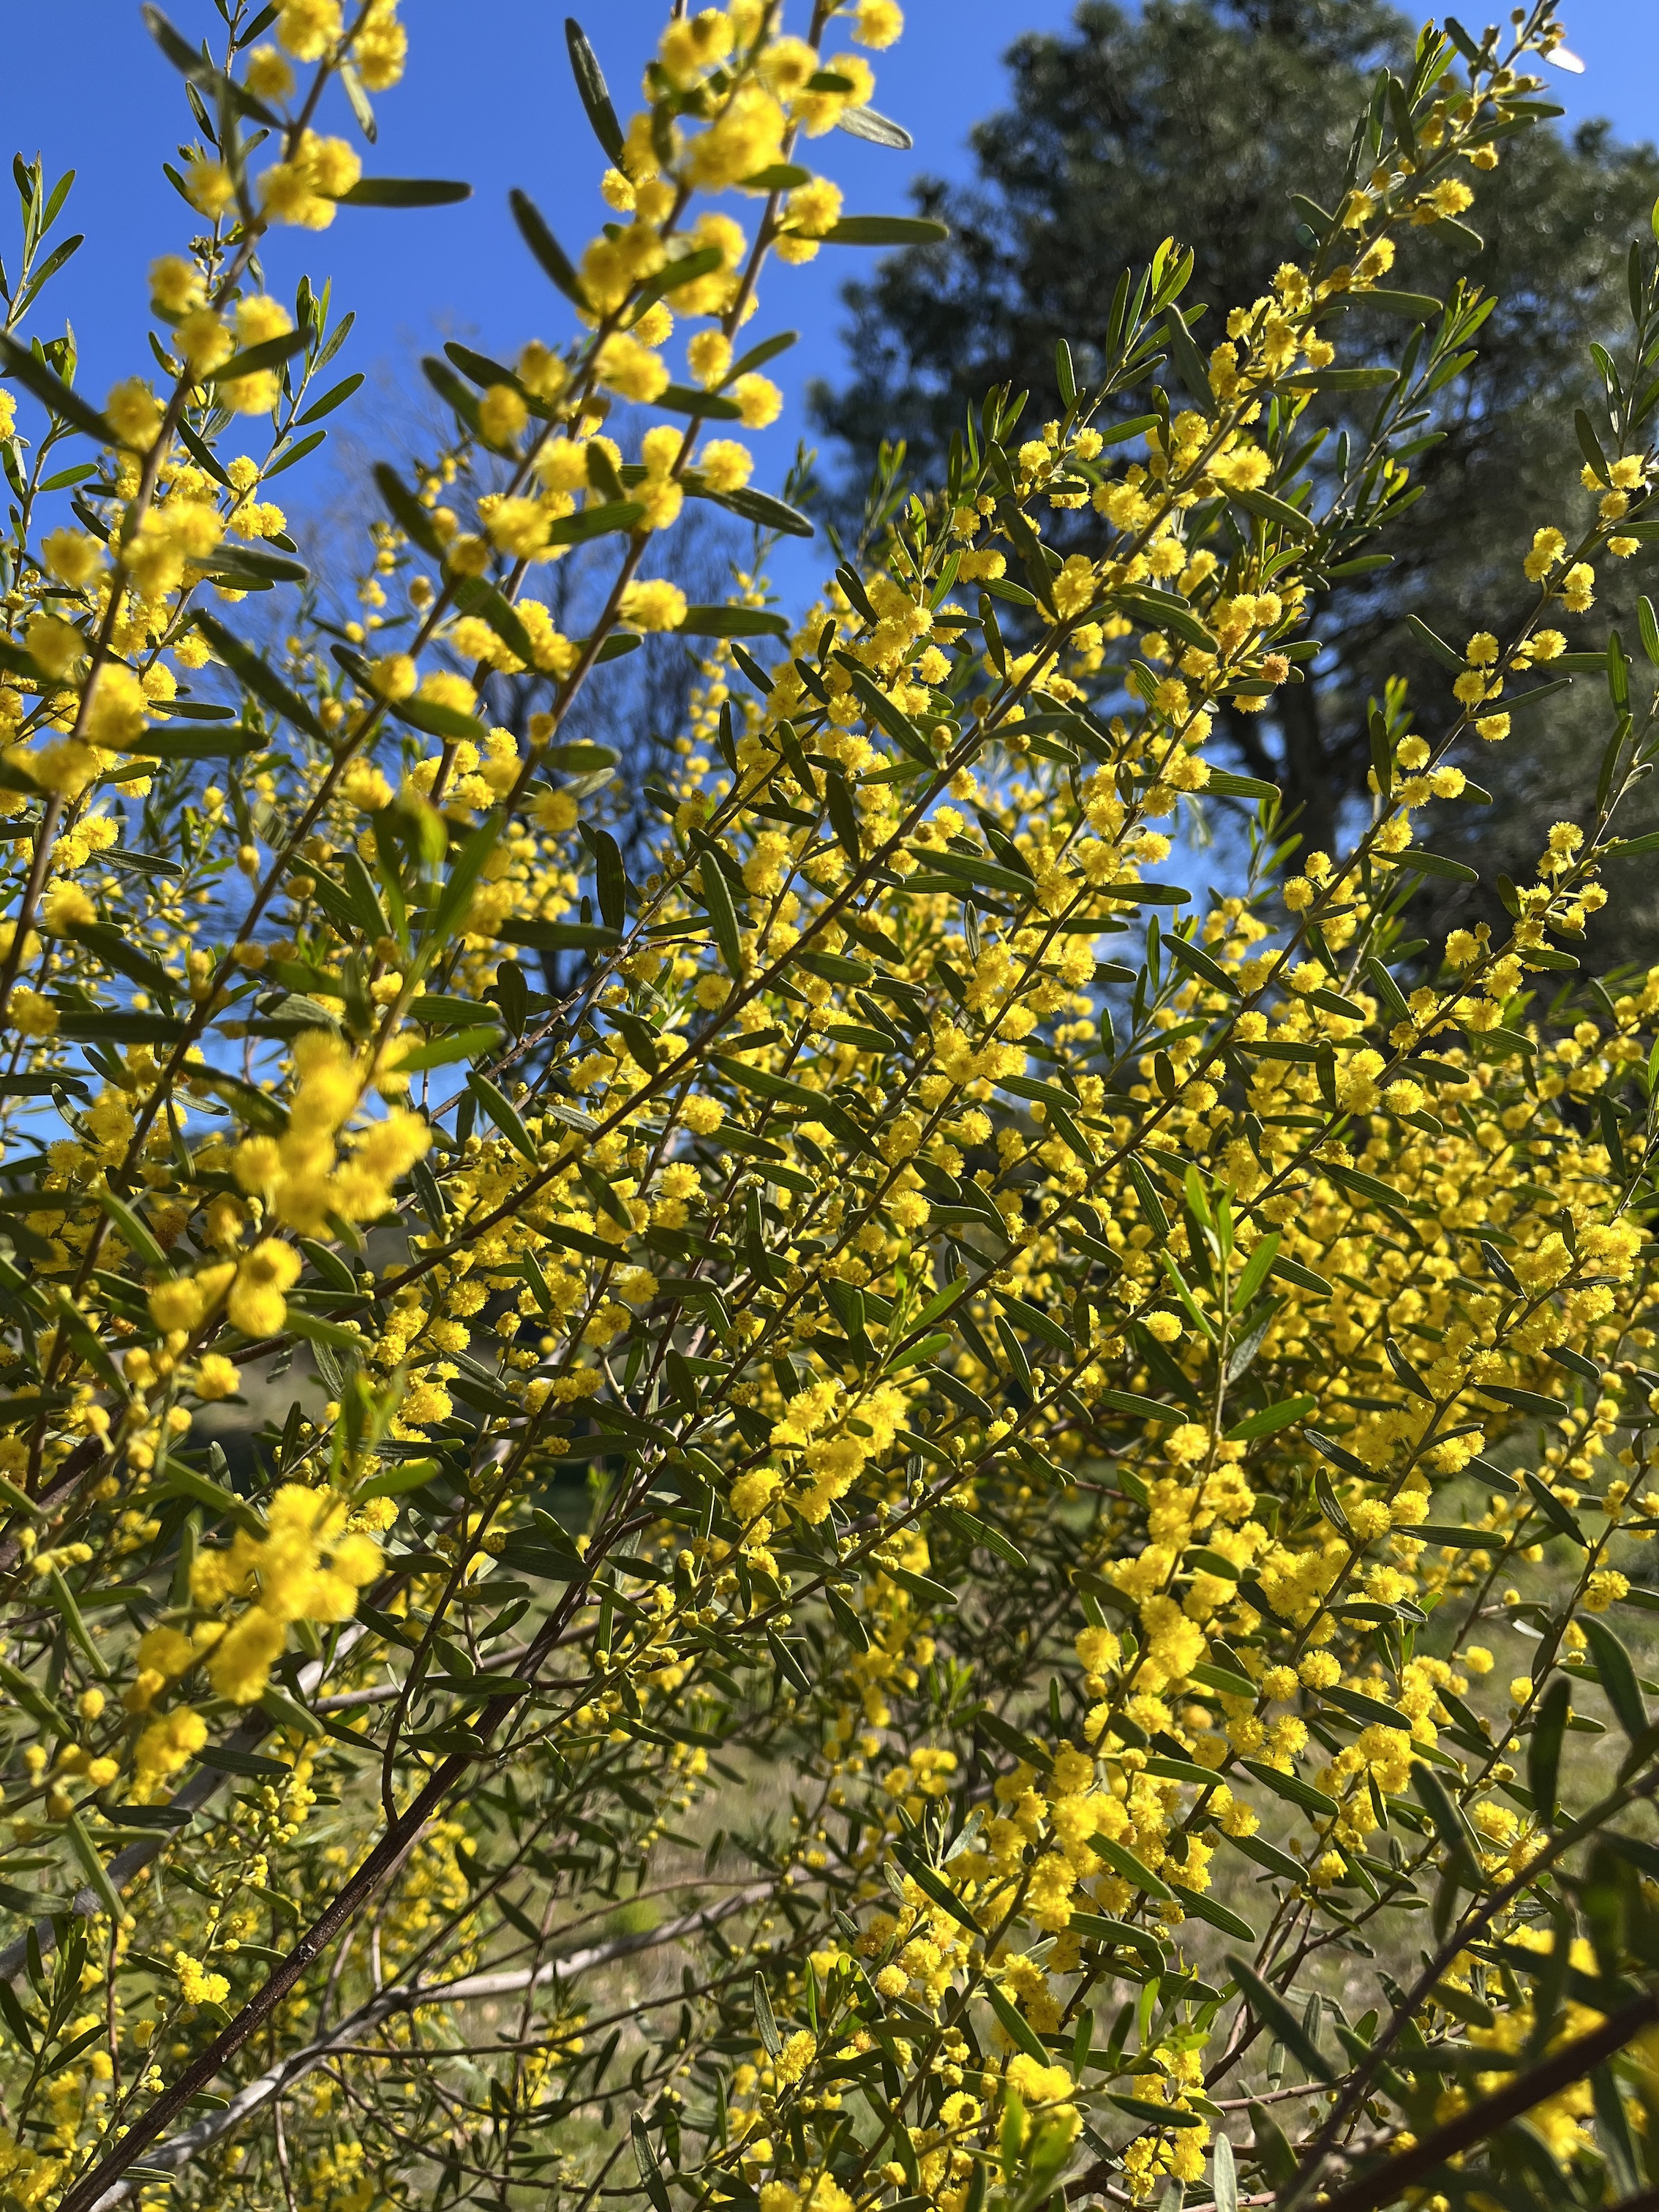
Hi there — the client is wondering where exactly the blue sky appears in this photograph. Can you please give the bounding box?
[0,0,1653,603]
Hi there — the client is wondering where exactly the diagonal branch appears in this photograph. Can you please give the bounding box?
[0,1623,368,1985]
[1314,1985,1659,2212]
[83,1882,774,2211]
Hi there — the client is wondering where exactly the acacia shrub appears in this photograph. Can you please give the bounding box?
[0,10,1655,2212]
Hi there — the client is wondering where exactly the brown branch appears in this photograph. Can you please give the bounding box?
[80,1883,774,2210]
[1315,1987,1659,2212]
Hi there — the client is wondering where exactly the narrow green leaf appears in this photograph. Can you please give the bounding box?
[335,178,472,208]
[0,328,116,445]
[586,828,625,932]
[468,1072,536,1165]
[654,383,743,421]
[374,461,445,557]
[1169,1883,1255,1941]
[704,484,816,539]
[678,606,790,639]
[1405,612,1466,672]
[1232,484,1316,541]
[1239,1758,1336,1818]
[1206,767,1280,801]
[1527,1674,1570,1823]
[426,810,503,948]
[195,612,327,743]
[1580,1617,1647,1742]
[295,372,364,426]
[259,1683,325,1739]
[1167,934,1238,996]
[835,105,913,148]
[1214,2132,1237,2212]
[1097,1389,1182,1425]
[1224,1393,1316,1442]
[510,189,590,308]
[1109,2092,1203,2129]
[1227,1955,1333,2080]
[96,1187,168,1272]
[283,1307,364,1352]
[393,1024,503,1073]
[544,499,643,546]
[563,18,624,164]
[1090,1835,1172,1901]
[1393,848,1478,884]
[65,1812,125,1921]
[204,542,309,586]
[497,919,620,954]
[1232,1233,1281,1310]
[699,852,743,978]
[1410,1760,1482,1886]
[985,1979,1052,2064]
[203,328,307,384]
[821,215,949,247]
[1162,304,1213,405]
[902,1855,984,1938]
[1345,287,1442,317]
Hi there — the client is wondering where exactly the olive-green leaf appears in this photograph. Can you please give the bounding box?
[564,18,625,163]
[677,606,791,639]
[1580,1616,1647,1743]
[195,612,328,744]
[334,178,472,207]
[821,216,949,247]
[203,328,307,384]
[1226,1955,1333,2080]
[1410,1760,1482,1887]
[467,1072,536,1166]
[0,328,116,445]
[510,188,590,308]
[1528,1674,1570,1823]
[699,855,743,979]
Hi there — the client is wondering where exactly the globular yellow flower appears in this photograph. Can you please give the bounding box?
[276,0,342,61]
[698,438,753,492]
[688,330,732,388]
[133,1708,207,1794]
[81,664,151,750]
[148,254,203,315]
[244,45,296,99]
[370,652,418,701]
[260,130,361,229]
[659,7,735,87]
[731,372,783,428]
[8,990,56,1039]
[353,0,407,90]
[227,1239,302,1337]
[105,378,164,450]
[206,1604,286,1704]
[854,0,904,48]
[40,528,103,587]
[516,340,568,402]
[595,331,670,405]
[40,882,96,934]
[194,1353,241,1401]
[478,384,529,447]
[619,580,688,633]
[176,1954,230,2007]
[484,496,552,559]
[182,156,236,217]
[148,1262,235,1336]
